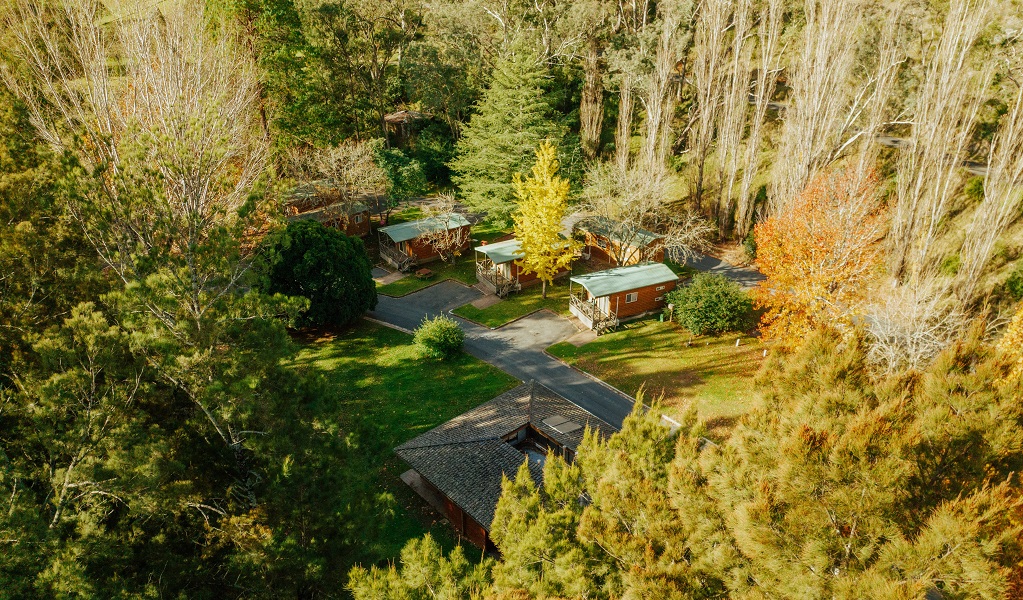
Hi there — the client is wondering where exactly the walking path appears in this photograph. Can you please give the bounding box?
[368,280,636,427]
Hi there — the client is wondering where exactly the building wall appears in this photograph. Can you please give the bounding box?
[422,474,491,550]
[584,232,664,266]
[597,279,677,319]
[404,224,473,262]
[344,210,372,238]
[512,261,570,287]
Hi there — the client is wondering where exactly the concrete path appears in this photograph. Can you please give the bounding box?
[368,281,636,427]
[684,251,765,288]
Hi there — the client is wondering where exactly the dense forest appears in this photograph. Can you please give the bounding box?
[1,0,1023,597]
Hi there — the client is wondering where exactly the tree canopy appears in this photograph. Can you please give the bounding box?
[258,219,378,328]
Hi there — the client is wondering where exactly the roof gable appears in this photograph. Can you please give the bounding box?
[570,263,679,297]
[379,213,471,243]
[475,239,524,264]
[395,382,619,528]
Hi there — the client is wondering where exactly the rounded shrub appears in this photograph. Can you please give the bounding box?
[414,315,465,359]
[1007,263,1023,301]
[257,220,377,328]
[665,273,752,336]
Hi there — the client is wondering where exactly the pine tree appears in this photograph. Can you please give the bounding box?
[449,46,568,223]
[512,142,580,299]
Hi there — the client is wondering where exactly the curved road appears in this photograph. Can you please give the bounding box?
[368,280,636,427]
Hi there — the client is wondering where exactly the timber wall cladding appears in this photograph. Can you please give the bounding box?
[584,232,664,266]
[603,280,677,318]
[406,225,473,260]
[345,211,371,237]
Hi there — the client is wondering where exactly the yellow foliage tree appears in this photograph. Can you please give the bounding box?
[753,165,888,348]
[997,302,1023,383]
[513,141,580,298]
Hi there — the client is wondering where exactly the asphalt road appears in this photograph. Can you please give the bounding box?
[683,251,765,288]
[368,280,636,427]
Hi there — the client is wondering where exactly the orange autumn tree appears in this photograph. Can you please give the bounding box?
[754,165,888,347]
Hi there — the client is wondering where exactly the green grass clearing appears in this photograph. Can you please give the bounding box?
[548,318,764,439]
[287,320,517,565]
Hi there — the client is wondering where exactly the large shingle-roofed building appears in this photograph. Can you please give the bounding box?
[395,382,619,549]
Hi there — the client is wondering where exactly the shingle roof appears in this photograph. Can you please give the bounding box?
[379,213,471,243]
[395,382,619,529]
[571,262,678,297]
[475,239,524,264]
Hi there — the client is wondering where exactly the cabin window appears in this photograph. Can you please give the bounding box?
[655,285,665,291]
[625,292,638,303]
[596,237,607,249]
[655,296,663,301]
[354,213,363,224]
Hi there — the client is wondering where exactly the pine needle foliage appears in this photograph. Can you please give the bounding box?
[449,46,567,224]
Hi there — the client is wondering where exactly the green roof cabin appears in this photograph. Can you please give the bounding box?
[474,238,571,297]
[577,216,664,266]
[378,213,472,272]
[569,262,678,333]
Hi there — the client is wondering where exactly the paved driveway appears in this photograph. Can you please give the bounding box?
[369,281,636,427]
[684,251,765,288]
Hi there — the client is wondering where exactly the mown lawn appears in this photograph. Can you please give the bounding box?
[287,320,517,564]
[548,318,765,438]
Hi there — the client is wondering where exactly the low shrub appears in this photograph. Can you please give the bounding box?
[665,273,752,335]
[414,315,465,359]
[1007,263,1023,301]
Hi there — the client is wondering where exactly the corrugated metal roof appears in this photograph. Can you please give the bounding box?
[475,239,524,264]
[379,213,471,243]
[578,216,661,246]
[571,263,678,297]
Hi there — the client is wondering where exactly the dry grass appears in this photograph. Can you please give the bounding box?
[548,318,766,439]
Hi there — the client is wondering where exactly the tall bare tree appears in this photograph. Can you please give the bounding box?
[733,0,783,239]
[2,0,271,487]
[285,141,387,229]
[887,0,993,282]
[581,161,712,264]
[712,0,755,236]
[769,0,863,212]
[688,0,730,206]
[956,84,1023,304]
[639,0,696,171]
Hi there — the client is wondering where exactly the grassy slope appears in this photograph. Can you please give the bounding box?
[287,320,517,564]
[548,318,765,438]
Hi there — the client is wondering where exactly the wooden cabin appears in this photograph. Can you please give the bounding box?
[287,180,372,238]
[377,213,472,271]
[474,238,571,297]
[286,203,371,238]
[395,383,618,550]
[577,217,664,266]
[569,263,678,333]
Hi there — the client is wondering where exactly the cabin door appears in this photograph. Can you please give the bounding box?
[500,262,511,279]
[597,296,610,314]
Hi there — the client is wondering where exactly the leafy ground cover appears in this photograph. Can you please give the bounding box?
[547,318,765,438]
[287,320,517,564]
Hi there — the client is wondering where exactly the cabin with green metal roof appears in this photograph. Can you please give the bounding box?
[377,213,472,271]
[474,238,571,297]
[569,262,678,333]
[576,216,665,266]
